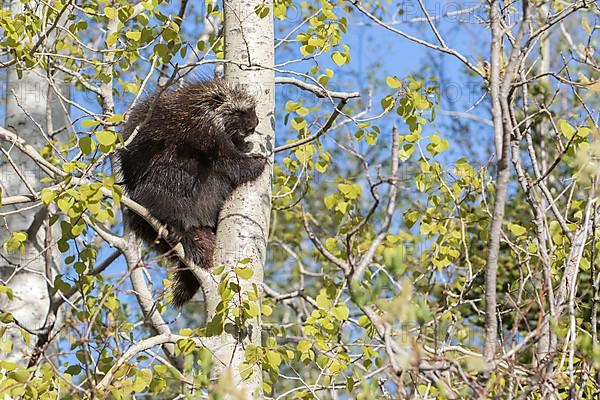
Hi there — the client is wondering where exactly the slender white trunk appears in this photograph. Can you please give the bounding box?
[0,1,69,367]
[199,0,274,397]
[1,68,50,366]
[535,26,556,368]
[0,68,69,366]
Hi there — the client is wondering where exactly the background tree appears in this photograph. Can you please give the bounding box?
[0,0,71,367]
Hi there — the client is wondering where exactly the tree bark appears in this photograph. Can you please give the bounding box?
[199,0,274,397]
[535,21,557,370]
[0,2,70,365]
[482,0,506,362]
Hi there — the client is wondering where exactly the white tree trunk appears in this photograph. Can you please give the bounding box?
[0,2,69,366]
[200,0,274,397]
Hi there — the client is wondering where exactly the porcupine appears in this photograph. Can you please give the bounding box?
[117,79,267,306]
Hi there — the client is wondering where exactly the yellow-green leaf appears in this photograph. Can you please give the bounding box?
[96,130,117,146]
[79,136,97,155]
[508,223,527,236]
[557,119,576,139]
[332,52,345,66]
[235,267,254,280]
[40,188,57,205]
[104,6,117,19]
[126,31,141,41]
[386,76,402,89]
[332,304,349,321]
[265,349,281,368]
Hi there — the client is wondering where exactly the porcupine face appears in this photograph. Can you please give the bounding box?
[227,106,259,152]
[201,80,259,151]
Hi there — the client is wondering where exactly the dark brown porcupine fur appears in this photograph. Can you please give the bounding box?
[117,79,267,306]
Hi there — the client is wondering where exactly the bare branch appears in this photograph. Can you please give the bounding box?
[275,77,360,99]
[347,0,484,78]
[352,126,400,281]
[275,99,348,153]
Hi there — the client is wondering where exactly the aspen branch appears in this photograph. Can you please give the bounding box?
[96,333,218,390]
[275,99,348,153]
[347,0,484,78]
[275,77,360,99]
[352,126,400,281]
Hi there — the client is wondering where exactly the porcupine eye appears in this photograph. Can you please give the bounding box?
[245,110,258,136]
[245,119,256,136]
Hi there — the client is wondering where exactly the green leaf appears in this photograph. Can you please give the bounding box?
[0,312,14,323]
[9,368,29,383]
[104,6,118,19]
[413,92,430,109]
[366,131,378,145]
[254,4,270,18]
[179,328,193,336]
[3,231,28,254]
[235,267,254,280]
[325,238,337,252]
[154,43,170,57]
[298,340,312,353]
[347,376,355,391]
[557,119,576,139]
[106,114,124,124]
[285,101,301,113]
[245,301,259,317]
[82,119,100,128]
[79,136,97,155]
[296,107,309,117]
[507,223,527,236]
[381,95,395,112]
[96,130,117,146]
[240,362,253,380]
[274,3,287,19]
[63,162,77,173]
[316,289,332,309]
[577,127,591,137]
[40,188,57,205]
[57,196,74,212]
[244,344,262,364]
[265,349,281,368]
[64,365,82,375]
[386,76,402,89]
[427,134,449,155]
[149,376,167,393]
[404,210,420,228]
[332,304,349,321]
[122,82,140,94]
[0,285,14,300]
[262,304,273,316]
[338,183,361,199]
[336,201,349,214]
[331,52,346,66]
[324,194,337,209]
[133,368,152,392]
[106,32,119,47]
[398,143,415,161]
[125,31,141,41]
[176,338,196,355]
